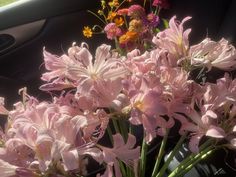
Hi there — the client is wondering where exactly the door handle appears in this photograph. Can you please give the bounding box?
[0,19,45,54]
[0,34,15,51]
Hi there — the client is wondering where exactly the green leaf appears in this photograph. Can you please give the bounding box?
[162,19,169,29]
[155,28,161,33]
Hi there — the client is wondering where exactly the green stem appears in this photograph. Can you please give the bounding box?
[156,133,187,177]
[102,13,108,24]
[107,125,113,145]
[140,135,148,177]
[178,150,214,177]
[127,164,134,177]
[115,0,127,12]
[154,6,158,15]
[87,10,107,25]
[168,139,212,174]
[119,161,127,177]
[151,129,169,177]
[114,37,121,52]
[92,25,104,32]
[143,0,147,7]
[124,15,129,28]
[127,124,134,177]
[157,7,162,16]
[118,119,128,141]
[112,119,120,134]
[168,146,217,177]
[129,124,134,134]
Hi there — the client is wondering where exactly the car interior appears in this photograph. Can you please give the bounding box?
[0,0,235,176]
[1,0,236,104]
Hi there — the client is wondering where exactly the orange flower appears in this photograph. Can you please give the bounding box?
[83,26,93,38]
[119,31,138,45]
[126,31,138,41]
[114,17,124,27]
[128,19,144,33]
[107,11,117,21]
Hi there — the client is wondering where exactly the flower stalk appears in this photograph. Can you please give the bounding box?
[170,139,213,172]
[140,134,149,177]
[107,125,114,145]
[156,133,187,177]
[87,10,107,25]
[151,129,169,177]
[168,146,218,177]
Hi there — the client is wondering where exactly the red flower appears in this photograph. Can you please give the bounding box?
[117,8,129,16]
[152,0,170,9]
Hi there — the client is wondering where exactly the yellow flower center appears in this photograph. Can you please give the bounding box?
[134,100,144,111]
[90,73,98,80]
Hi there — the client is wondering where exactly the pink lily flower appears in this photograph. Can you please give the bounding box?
[67,44,128,108]
[0,159,37,177]
[0,90,108,175]
[152,16,192,66]
[98,133,140,177]
[186,109,226,153]
[190,38,236,71]
[0,97,9,115]
[129,79,169,142]
[182,74,236,152]
[41,47,77,86]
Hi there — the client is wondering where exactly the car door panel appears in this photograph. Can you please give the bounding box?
[0,19,45,53]
[0,0,102,106]
[0,0,99,29]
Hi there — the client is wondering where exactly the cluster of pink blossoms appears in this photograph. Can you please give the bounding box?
[0,15,236,177]
[103,4,160,52]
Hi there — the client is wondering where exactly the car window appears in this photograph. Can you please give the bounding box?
[0,0,18,7]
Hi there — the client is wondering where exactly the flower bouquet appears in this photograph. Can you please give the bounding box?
[0,0,236,177]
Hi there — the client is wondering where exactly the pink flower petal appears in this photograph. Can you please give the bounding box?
[205,126,226,138]
[0,159,17,177]
[230,138,236,147]
[189,134,203,153]
[205,110,217,119]
[61,149,79,171]
[0,97,8,115]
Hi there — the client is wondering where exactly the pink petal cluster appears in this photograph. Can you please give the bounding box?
[190,38,236,71]
[104,23,122,40]
[0,97,8,115]
[0,90,140,177]
[123,48,194,142]
[128,5,146,19]
[178,74,236,152]
[0,93,108,175]
[41,43,128,109]
[152,16,192,66]
[147,13,160,27]
[98,134,140,177]
[152,0,170,9]
[0,159,35,177]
